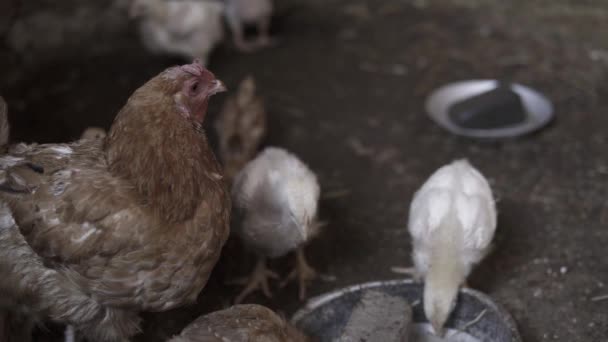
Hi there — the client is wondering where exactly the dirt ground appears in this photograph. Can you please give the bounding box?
[1,0,607,341]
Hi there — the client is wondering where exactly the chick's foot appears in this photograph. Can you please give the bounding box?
[231,258,279,304]
[390,266,422,281]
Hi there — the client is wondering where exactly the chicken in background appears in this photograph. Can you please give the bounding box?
[224,0,275,52]
[0,61,230,341]
[129,0,225,65]
[214,76,266,182]
[168,304,309,342]
[395,159,497,336]
[231,147,323,302]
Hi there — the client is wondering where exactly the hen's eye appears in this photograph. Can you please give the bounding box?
[190,82,199,93]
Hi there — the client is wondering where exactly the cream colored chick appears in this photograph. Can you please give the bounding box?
[231,147,321,303]
[79,127,106,141]
[407,159,496,336]
[224,0,274,52]
[130,0,225,65]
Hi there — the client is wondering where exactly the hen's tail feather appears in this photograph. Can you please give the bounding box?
[0,97,9,151]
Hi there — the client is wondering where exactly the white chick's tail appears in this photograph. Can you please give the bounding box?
[235,173,285,227]
[0,96,9,150]
[233,171,306,258]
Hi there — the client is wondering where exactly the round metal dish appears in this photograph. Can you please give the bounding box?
[425,79,553,139]
[292,279,522,342]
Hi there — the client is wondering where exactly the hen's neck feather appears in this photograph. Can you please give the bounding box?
[106,87,223,224]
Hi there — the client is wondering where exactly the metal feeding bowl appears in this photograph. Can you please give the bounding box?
[426,80,553,139]
[292,279,522,342]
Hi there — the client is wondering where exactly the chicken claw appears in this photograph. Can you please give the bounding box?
[391,266,422,281]
[280,248,318,301]
[252,17,278,49]
[231,258,279,304]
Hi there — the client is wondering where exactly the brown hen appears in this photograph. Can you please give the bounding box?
[169,304,309,342]
[0,61,230,342]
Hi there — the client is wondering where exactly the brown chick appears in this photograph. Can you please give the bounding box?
[0,60,230,342]
[168,304,309,342]
[214,76,266,183]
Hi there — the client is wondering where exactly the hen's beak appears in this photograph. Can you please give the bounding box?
[431,319,445,337]
[209,80,227,95]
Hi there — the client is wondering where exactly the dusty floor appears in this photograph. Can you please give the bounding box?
[1,0,607,341]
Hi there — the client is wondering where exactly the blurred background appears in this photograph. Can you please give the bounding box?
[0,0,607,341]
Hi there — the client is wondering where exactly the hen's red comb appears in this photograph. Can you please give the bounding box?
[181,59,206,77]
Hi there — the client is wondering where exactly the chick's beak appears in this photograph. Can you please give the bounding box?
[431,319,445,337]
[209,80,227,96]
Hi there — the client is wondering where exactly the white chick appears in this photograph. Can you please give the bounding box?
[408,159,496,336]
[130,0,225,65]
[231,147,321,302]
[79,127,106,141]
[224,0,274,52]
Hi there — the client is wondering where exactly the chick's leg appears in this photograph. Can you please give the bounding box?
[281,248,318,301]
[232,257,279,304]
[254,15,277,48]
[227,12,255,52]
[64,325,75,342]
